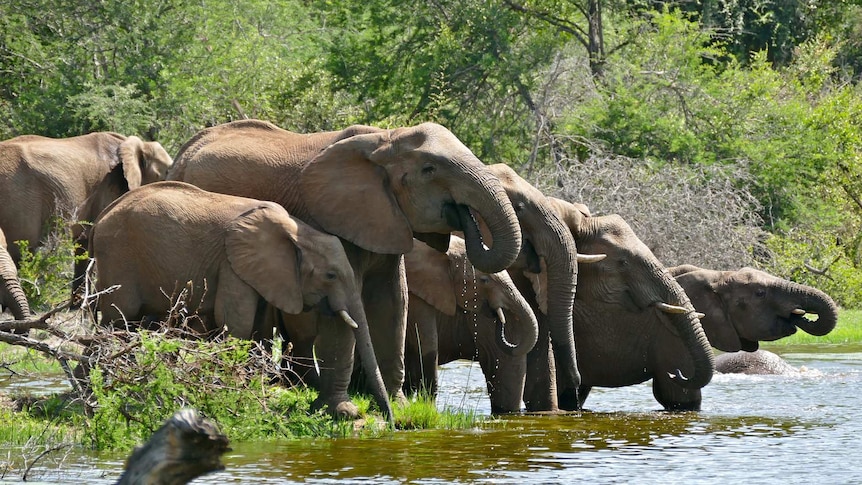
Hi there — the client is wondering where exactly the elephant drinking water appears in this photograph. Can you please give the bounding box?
[168,120,521,418]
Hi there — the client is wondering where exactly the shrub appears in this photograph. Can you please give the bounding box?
[14,218,86,311]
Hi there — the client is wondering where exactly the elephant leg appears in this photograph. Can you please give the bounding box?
[404,315,439,397]
[361,255,408,401]
[523,323,558,412]
[578,385,592,408]
[280,311,321,388]
[214,262,261,339]
[651,376,702,411]
[311,313,360,419]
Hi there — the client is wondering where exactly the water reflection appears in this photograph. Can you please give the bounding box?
[3,345,862,484]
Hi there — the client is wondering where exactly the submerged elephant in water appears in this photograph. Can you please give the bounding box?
[715,350,799,375]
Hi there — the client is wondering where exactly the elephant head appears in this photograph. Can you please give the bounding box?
[0,230,30,321]
[485,164,583,410]
[300,123,522,273]
[405,237,539,357]
[548,197,714,407]
[404,236,538,413]
[671,266,839,352]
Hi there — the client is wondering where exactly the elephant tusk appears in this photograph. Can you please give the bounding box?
[577,253,607,263]
[656,302,688,314]
[792,308,807,315]
[668,369,689,381]
[694,312,706,319]
[495,307,506,325]
[337,310,359,329]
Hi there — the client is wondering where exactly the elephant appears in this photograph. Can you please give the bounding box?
[89,181,392,420]
[668,265,838,352]
[536,197,715,411]
[484,164,587,412]
[0,230,30,320]
[714,349,799,375]
[167,119,522,417]
[403,237,539,413]
[0,132,173,302]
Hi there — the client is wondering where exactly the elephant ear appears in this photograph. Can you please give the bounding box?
[676,270,743,352]
[301,130,413,254]
[225,203,304,315]
[405,240,457,316]
[119,136,145,190]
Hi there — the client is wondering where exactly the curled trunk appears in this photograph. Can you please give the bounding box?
[785,281,839,337]
[495,285,539,357]
[454,170,521,274]
[661,271,714,390]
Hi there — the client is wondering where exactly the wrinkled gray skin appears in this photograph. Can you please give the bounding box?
[536,198,715,411]
[90,182,392,420]
[715,350,798,375]
[168,120,521,418]
[0,132,173,303]
[669,265,838,352]
[487,165,582,411]
[403,237,538,413]
[0,231,29,320]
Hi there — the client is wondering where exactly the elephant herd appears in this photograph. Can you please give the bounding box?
[0,120,839,422]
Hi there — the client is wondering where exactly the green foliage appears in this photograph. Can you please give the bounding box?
[14,219,85,311]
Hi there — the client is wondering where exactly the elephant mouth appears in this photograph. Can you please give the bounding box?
[763,315,799,340]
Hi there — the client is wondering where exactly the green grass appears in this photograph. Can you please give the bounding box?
[764,308,862,345]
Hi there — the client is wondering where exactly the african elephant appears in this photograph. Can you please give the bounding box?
[0,230,30,320]
[89,181,392,420]
[167,119,521,417]
[403,237,538,413]
[485,164,585,411]
[668,265,838,352]
[0,132,173,300]
[714,349,799,375]
[539,197,715,411]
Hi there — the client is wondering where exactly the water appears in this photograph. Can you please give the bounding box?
[4,344,862,484]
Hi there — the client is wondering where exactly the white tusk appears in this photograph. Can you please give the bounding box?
[668,369,689,381]
[656,302,688,314]
[338,310,359,329]
[495,307,506,325]
[694,312,706,319]
[792,309,807,315]
[578,253,607,263]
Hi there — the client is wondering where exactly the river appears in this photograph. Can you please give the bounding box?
[5,343,862,484]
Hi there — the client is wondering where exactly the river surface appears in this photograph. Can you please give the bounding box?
[4,343,862,484]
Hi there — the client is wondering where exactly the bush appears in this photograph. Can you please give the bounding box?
[14,218,86,311]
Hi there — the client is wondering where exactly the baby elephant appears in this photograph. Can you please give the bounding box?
[89,181,392,419]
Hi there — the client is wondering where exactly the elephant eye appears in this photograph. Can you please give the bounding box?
[325,271,338,281]
[515,201,526,213]
[421,164,436,176]
[479,275,491,284]
[755,288,766,298]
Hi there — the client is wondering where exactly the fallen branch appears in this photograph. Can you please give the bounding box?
[115,408,230,485]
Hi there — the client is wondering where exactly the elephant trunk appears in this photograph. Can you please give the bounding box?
[0,239,30,320]
[536,207,581,410]
[659,269,715,390]
[346,299,394,423]
[784,281,839,337]
[495,284,539,357]
[453,168,521,274]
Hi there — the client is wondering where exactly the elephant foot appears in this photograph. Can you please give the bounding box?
[391,389,408,406]
[557,388,582,411]
[311,396,360,420]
